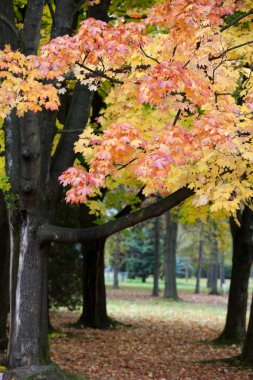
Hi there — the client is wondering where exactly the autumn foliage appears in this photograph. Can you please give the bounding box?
[0,0,252,216]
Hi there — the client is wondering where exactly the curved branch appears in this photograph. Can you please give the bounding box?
[38,187,194,243]
[221,9,253,32]
[0,14,21,42]
[210,40,253,61]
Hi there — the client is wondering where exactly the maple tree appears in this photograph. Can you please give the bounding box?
[0,0,253,377]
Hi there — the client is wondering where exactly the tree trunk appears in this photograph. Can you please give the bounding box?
[113,234,120,289]
[8,212,50,368]
[163,211,179,300]
[195,223,204,294]
[209,229,219,295]
[241,292,253,364]
[220,251,225,288]
[0,193,9,350]
[218,207,253,343]
[152,217,160,297]
[79,239,110,328]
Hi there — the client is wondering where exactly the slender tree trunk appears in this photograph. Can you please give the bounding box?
[195,223,204,294]
[152,217,160,297]
[0,193,9,350]
[218,207,253,343]
[163,211,179,300]
[220,251,225,288]
[209,229,219,295]
[113,234,120,289]
[206,263,211,288]
[79,239,110,328]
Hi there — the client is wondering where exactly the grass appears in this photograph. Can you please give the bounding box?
[106,275,253,294]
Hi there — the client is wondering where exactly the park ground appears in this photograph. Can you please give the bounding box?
[49,278,253,380]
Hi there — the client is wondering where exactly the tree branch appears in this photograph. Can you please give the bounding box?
[0,14,21,42]
[45,0,55,23]
[210,40,253,61]
[221,9,253,32]
[54,128,84,134]
[38,187,194,243]
[139,44,161,65]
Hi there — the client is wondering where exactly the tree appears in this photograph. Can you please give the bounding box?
[217,206,253,343]
[126,223,154,283]
[0,1,252,376]
[195,223,204,294]
[152,217,160,296]
[0,191,9,350]
[163,211,179,300]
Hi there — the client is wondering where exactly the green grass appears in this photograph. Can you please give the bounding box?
[106,275,253,294]
[106,276,222,293]
[107,297,227,323]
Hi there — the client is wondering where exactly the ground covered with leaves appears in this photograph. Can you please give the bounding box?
[50,288,253,380]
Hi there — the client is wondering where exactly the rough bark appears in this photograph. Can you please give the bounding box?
[195,223,204,295]
[152,217,160,297]
[79,239,110,328]
[163,211,179,300]
[0,192,9,350]
[218,207,253,344]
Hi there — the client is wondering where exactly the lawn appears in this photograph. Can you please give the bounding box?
[50,281,253,380]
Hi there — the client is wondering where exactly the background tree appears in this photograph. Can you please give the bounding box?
[163,210,179,300]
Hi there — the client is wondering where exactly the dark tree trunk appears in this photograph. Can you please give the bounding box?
[220,251,225,288]
[241,292,253,364]
[113,234,120,289]
[8,213,50,368]
[0,193,10,350]
[206,263,211,288]
[218,207,253,343]
[152,217,160,297]
[163,211,179,300]
[195,223,204,294]
[209,229,219,295]
[79,239,110,328]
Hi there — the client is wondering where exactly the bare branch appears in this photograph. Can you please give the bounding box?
[139,44,161,65]
[173,109,181,126]
[78,63,124,84]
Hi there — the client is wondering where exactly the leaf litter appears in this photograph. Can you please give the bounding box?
[50,290,253,380]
